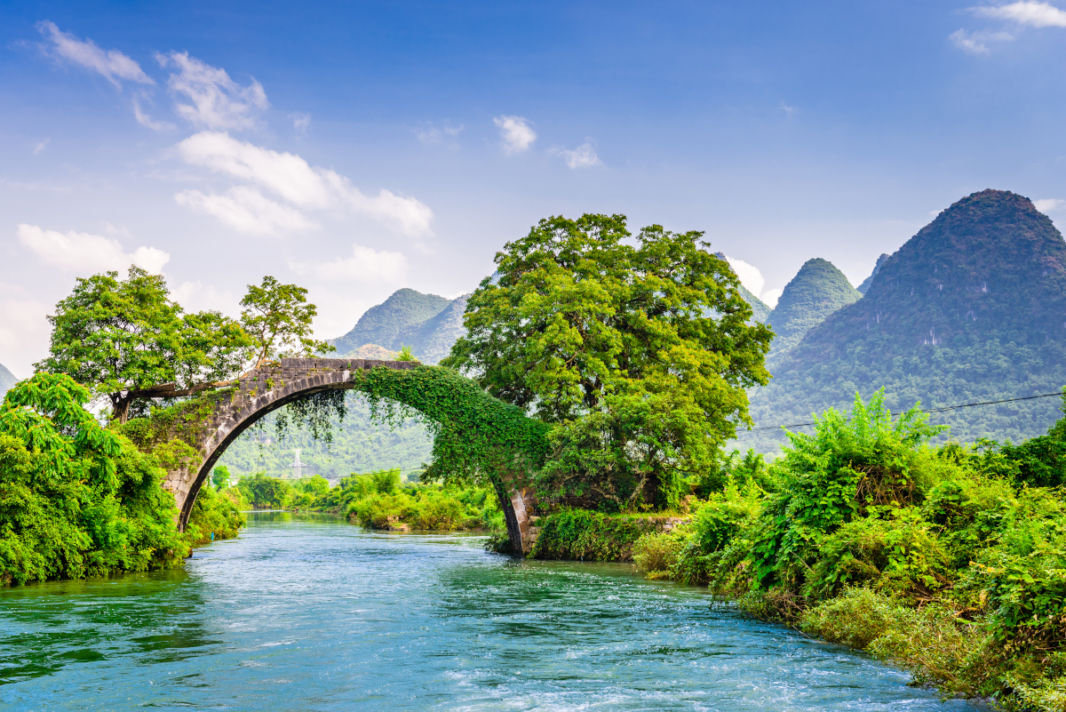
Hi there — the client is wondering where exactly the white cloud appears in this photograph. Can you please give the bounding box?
[37,21,153,87]
[724,256,766,299]
[493,115,536,154]
[17,224,170,274]
[292,112,311,135]
[416,121,463,145]
[132,95,175,131]
[554,141,602,169]
[0,296,51,378]
[175,187,317,236]
[780,101,797,116]
[290,243,408,282]
[171,281,240,316]
[174,131,433,237]
[975,1,1066,27]
[156,51,268,130]
[761,288,783,309]
[949,28,1014,53]
[32,138,49,155]
[1035,198,1064,213]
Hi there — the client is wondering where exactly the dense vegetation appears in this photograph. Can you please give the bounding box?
[0,373,242,586]
[445,213,772,511]
[765,257,860,360]
[631,390,1066,711]
[216,393,433,479]
[743,190,1066,451]
[225,470,502,532]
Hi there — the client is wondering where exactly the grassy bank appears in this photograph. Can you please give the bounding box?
[625,391,1066,711]
[225,469,503,533]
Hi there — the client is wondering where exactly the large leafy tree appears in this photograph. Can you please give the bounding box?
[38,269,332,422]
[444,213,772,510]
[241,276,332,367]
[37,268,250,422]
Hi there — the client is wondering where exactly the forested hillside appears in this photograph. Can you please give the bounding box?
[740,189,1066,450]
[331,288,467,363]
[766,258,860,360]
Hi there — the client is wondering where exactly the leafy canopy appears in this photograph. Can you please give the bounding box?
[36,267,250,420]
[444,213,772,510]
[241,275,332,367]
[38,269,332,421]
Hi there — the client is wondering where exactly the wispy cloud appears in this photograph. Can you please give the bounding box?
[415,121,463,146]
[156,51,268,130]
[951,2,1066,53]
[1034,198,1064,213]
[493,115,536,154]
[949,28,1014,53]
[553,141,602,169]
[175,186,317,236]
[132,95,175,131]
[36,21,153,87]
[975,1,1066,27]
[292,112,311,135]
[175,131,434,237]
[290,243,408,282]
[32,138,50,155]
[17,224,169,274]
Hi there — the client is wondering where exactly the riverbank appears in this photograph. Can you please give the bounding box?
[541,394,1066,711]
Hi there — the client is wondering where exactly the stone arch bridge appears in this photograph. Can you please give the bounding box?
[155,358,538,554]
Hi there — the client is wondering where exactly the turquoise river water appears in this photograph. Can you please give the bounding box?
[0,513,986,711]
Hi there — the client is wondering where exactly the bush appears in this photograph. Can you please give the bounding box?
[185,485,245,547]
[633,530,684,576]
[800,587,902,649]
[530,509,662,561]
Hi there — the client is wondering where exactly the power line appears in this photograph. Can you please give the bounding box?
[737,390,1065,434]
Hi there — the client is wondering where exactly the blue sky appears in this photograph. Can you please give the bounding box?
[2,1,1066,375]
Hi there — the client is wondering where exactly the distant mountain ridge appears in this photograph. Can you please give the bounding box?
[766,258,860,360]
[742,189,1066,449]
[331,288,468,364]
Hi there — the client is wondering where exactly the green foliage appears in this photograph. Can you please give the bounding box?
[530,509,665,561]
[0,373,185,585]
[638,389,1066,710]
[632,530,685,578]
[36,267,250,421]
[185,484,244,546]
[395,345,418,362]
[446,213,772,511]
[238,473,294,509]
[212,465,232,490]
[240,275,333,366]
[350,366,549,495]
[217,392,433,479]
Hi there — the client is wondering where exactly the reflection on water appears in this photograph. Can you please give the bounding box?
[0,513,984,711]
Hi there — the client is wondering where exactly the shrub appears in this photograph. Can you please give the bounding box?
[633,530,684,576]
[530,509,661,561]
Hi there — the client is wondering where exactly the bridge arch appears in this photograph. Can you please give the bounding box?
[145,358,544,555]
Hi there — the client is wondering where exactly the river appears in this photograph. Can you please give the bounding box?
[0,513,985,711]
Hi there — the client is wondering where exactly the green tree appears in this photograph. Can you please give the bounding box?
[212,465,232,491]
[240,276,333,367]
[444,213,772,510]
[0,373,183,585]
[37,267,250,422]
